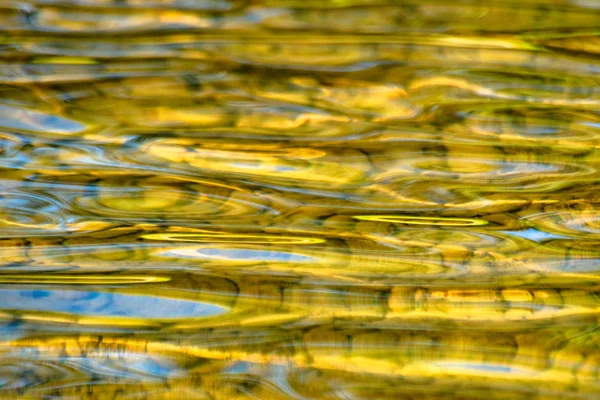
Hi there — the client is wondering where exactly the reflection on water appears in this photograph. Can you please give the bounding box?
[1,289,227,318]
[0,0,600,398]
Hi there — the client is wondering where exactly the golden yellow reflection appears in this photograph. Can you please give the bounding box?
[354,215,489,226]
[0,1,599,399]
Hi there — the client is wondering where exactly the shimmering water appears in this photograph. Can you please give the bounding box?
[0,0,600,398]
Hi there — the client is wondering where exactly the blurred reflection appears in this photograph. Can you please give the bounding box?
[0,0,600,398]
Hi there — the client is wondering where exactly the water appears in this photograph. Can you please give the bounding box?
[0,0,599,398]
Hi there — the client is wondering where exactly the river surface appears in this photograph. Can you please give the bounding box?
[0,1,600,399]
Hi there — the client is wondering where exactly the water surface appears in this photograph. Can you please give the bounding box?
[1,0,600,398]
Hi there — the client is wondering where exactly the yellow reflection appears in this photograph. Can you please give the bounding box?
[142,232,325,244]
[354,215,489,226]
[32,57,98,64]
[0,275,170,284]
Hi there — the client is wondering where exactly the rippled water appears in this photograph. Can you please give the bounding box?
[0,0,600,398]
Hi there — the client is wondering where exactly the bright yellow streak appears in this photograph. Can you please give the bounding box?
[142,233,325,244]
[354,215,489,226]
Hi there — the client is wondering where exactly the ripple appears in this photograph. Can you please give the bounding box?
[66,185,271,221]
[388,229,527,253]
[0,142,120,171]
[7,172,273,223]
[526,210,600,238]
[388,287,600,322]
[0,60,203,84]
[138,139,368,186]
[456,107,600,144]
[153,244,459,279]
[0,350,187,393]
[0,192,66,236]
[0,361,74,391]
[374,154,596,191]
[0,133,25,159]
[97,102,359,139]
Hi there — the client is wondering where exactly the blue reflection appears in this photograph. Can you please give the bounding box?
[163,248,314,262]
[441,362,513,373]
[0,105,85,134]
[500,228,569,242]
[0,289,226,318]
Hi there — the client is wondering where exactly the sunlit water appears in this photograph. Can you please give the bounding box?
[0,0,600,398]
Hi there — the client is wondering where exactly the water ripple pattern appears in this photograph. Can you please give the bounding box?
[0,1,600,399]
